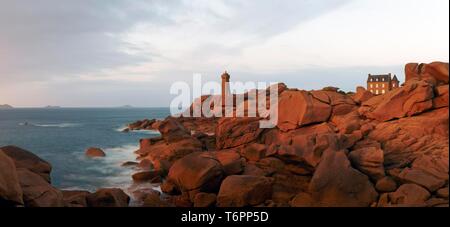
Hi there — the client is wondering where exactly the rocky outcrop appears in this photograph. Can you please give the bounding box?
[405,62,449,86]
[352,86,375,104]
[166,152,224,201]
[0,146,52,183]
[132,171,161,183]
[388,184,431,206]
[3,62,447,208]
[85,147,106,158]
[125,119,160,131]
[308,151,378,207]
[0,146,131,208]
[0,150,23,206]
[216,117,265,149]
[276,90,332,132]
[17,168,64,207]
[360,79,434,122]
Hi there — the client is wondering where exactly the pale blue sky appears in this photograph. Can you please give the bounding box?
[0,0,448,107]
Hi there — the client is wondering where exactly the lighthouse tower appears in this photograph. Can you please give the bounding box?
[221,71,231,115]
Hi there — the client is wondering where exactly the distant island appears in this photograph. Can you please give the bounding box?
[0,104,13,109]
[119,105,134,108]
[44,105,61,108]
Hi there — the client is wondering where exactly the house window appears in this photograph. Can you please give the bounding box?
[382,84,385,88]
[370,84,373,88]
[370,90,374,93]
[375,90,379,95]
[375,84,378,88]
[382,90,385,94]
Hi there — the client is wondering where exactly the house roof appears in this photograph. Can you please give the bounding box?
[367,73,396,82]
[392,75,399,82]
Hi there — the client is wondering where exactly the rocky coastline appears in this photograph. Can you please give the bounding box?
[1,62,448,207]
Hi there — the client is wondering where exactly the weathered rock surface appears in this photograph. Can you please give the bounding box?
[405,62,449,85]
[217,175,273,207]
[85,147,106,158]
[17,168,64,207]
[353,86,375,104]
[396,168,446,192]
[216,117,265,149]
[375,176,397,193]
[166,152,224,200]
[389,184,430,206]
[62,190,90,207]
[86,188,130,207]
[360,79,434,122]
[308,151,378,207]
[0,146,52,182]
[348,147,385,181]
[132,171,161,183]
[276,90,332,132]
[0,150,23,206]
[194,192,217,207]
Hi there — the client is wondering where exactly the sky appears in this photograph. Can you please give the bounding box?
[0,0,448,107]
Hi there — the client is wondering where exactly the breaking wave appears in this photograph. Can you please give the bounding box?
[19,122,81,128]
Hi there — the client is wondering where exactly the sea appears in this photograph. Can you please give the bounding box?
[0,108,170,192]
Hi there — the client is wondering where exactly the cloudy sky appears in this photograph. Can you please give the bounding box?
[0,0,448,107]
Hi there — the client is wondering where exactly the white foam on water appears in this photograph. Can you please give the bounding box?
[21,122,81,128]
[115,125,161,135]
[71,144,141,192]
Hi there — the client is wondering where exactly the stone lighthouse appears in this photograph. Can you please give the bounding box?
[221,71,231,109]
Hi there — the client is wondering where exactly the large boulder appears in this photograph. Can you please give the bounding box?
[314,90,358,117]
[216,117,265,149]
[0,146,52,183]
[309,151,378,207]
[263,123,340,169]
[348,146,385,181]
[405,62,449,86]
[353,86,375,104]
[217,175,273,207]
[85,147,106,158]
[276,90,332,132]
[137,137,203,174]
[17,168,64,207]
[86,188,130,207]
[132,171,161,183]
[242,143,267,162]
[166,152,224,201]
[157,117,192,143]
[375,176,398,193]
[331,111,362,134]
[62,190,90,207]
[209,150,245,176]
[360,79,434,122]
[396,168,446,192]
[389,184,430,206]
[0,150,23,206]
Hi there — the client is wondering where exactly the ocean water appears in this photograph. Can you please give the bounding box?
[0,108,169,192]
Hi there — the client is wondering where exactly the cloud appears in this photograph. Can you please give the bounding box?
[0,0,448,107]
[0,0,180,82]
